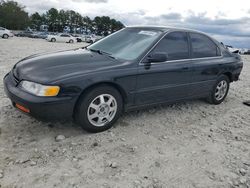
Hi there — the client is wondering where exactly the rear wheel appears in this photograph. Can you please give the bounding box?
[207,75,230,104]
[51,38,56,42]
[75,85,123,133]
[3,34,8,39]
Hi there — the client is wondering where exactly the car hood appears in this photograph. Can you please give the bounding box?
[13,48,123,84]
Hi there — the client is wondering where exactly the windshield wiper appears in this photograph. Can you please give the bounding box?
[87,48,116,59]
[89,48,103,54]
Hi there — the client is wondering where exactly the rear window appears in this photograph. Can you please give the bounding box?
[190,33,220,58]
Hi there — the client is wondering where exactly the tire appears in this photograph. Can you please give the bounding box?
[207,75,230,105]
[75,85,123,133]
[90,40,93,44]
[51,38,56,42]
[69,39,74,43]
[3,34,9,39]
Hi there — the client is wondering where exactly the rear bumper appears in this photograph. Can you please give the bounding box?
[3,73,78,121]
[234,61,243,81]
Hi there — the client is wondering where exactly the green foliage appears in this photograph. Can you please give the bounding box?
[93,16,124,35]
[0,0,29,30]
[0,0,125,34]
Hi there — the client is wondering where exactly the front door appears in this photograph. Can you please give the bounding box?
[135,31,194,105]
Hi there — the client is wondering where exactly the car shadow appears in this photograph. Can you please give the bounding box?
[1,98,211,139]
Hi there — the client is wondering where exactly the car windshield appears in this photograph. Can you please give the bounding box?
[88,28,163,61]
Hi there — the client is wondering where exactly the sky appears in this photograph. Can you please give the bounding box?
[16,0,250,48]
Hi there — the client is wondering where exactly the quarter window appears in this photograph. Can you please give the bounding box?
[152,32,189,61]
[190,33,220,58]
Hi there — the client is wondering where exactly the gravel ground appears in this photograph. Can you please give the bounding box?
[0,37,249,188]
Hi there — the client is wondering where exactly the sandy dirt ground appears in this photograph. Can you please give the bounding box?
[0,37,249,188]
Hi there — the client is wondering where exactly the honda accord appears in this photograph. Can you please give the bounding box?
[3,26,243,132]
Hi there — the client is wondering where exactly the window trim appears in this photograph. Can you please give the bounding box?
[189,32,222,59]
[139,30,223,66]
[140,31,192,65]
[151,31,190,62]
[139,31,170,65]
[60,34,70,37]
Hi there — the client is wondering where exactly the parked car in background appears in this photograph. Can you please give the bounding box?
[16,31,34,38]
[71,34,84,42]
[226,45,240,54]
[244,50,250,55]
[76,34,92,42]
[0,27,14,39]
[3,26,243,133]
[46,33,76,43]
[31,32,48,39]
[85,35,103,44]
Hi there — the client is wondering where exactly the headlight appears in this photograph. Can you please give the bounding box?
[20,81,60,97]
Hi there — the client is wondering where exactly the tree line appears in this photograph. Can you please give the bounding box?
[0,0,125,35]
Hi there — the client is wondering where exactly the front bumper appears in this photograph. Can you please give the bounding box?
[3,73,78,121]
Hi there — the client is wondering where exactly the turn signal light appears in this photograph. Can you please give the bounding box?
[15,103,30,113]
[44,86,60,96]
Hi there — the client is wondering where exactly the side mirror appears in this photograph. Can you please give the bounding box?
[147,52,168,63]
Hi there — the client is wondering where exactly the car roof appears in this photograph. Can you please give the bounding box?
[127,25,205,34]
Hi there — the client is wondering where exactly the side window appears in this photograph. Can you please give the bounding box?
[152,31,189,61]
[61,34,70,37]
[190,33,220,58]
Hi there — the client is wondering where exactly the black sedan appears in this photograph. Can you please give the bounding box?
[4,26,243,132]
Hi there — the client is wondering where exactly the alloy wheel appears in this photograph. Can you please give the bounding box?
[215,80,228,101]
[87,94,117,127]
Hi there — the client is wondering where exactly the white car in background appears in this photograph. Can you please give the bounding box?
[46,33,76,43]
[0,27,14,39]
[226,45,240,54]
[85,34,103,44]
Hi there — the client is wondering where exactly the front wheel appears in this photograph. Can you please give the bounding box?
[3,34,9,39]
[51,38,56,42]
[75,85,123,133]
[207,75,230,104]
[69,39,74,43]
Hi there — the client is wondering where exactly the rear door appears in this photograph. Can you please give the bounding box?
[64,34,71,42]
[59,34,69,42]
[135,31,194,105]
[188,32,223,96]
